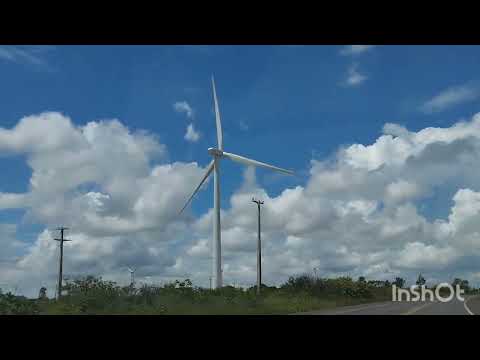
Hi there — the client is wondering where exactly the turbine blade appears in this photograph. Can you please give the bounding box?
[222,151,294,175]
[212,76,223,150]
[179,160,215,214]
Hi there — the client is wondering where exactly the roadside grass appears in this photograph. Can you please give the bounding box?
[35,290,342,315]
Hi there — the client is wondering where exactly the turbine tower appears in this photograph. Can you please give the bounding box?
[180,76,294,289]
[127,267,136,287]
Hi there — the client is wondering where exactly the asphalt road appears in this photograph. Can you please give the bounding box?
[294,296,478,315]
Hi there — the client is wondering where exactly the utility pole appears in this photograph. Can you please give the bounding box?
[314,267,317,280]
[54,227,71,300]
[209,276,212,290]
[252,198,264,295]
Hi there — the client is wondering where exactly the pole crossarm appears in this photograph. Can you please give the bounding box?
[252,198,264,206]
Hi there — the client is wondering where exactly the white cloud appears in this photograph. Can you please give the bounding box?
[0,114,169,230]
[344,63,367,87]
[187,238,210,257]
[177,112,480,288]
[340,45,375,56]
[184,123,200,142]
[7,112,480,295]
[0,46,55,69]
[0,112,210,295]
[0,193,30,209]
[0,224,26,262]
[382,123,410,138]
[395,242,459,270]
[384,180,422,204]
[421,84,479,114]
[174,101,194,119]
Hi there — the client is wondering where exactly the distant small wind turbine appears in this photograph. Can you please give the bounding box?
[127,267,136,287]
[179,76,294,289]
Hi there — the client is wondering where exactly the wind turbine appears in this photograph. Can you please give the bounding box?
[127,267,136,287]
[179,76,294,289]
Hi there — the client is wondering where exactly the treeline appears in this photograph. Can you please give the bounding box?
[0,274,476,315]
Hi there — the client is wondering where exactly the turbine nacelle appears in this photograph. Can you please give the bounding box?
[208,148,224,157]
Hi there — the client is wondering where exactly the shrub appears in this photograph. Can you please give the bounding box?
[0,292,39,315]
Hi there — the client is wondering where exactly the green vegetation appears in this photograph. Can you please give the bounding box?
[0,292,40,315]
[1,274,397,315]
[4,274,477,315]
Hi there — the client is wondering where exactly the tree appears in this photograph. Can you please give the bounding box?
[393,277,405,288]
[38,287,47,300]
[358,276,366,283]
[416,274,426,288]
[452,278,470,293]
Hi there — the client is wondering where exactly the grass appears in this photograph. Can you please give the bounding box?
[34,291,355,315]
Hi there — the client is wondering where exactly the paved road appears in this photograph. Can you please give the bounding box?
[294,296,478,315]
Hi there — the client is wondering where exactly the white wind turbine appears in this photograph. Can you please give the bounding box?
[179,76,294,289]
[127,267,136,287]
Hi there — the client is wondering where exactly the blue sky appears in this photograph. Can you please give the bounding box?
[2,45,479,231]
[2,45,480,295]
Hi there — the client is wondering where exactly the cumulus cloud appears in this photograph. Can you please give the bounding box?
[384,180,422,205]
[184,123,200,142]
[394,242,459,270]
[178,112,480,288]
[0,112,209,296]
[0,224,26,262]
[340,45,375,56]
[173,101,194,119]
[0,193,30,210]
[421,84,479,114]
[383,123,410,138]
[6,112,480,296]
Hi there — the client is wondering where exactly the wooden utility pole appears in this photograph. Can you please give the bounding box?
[252,198,264,295]
[54,227,71,300]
